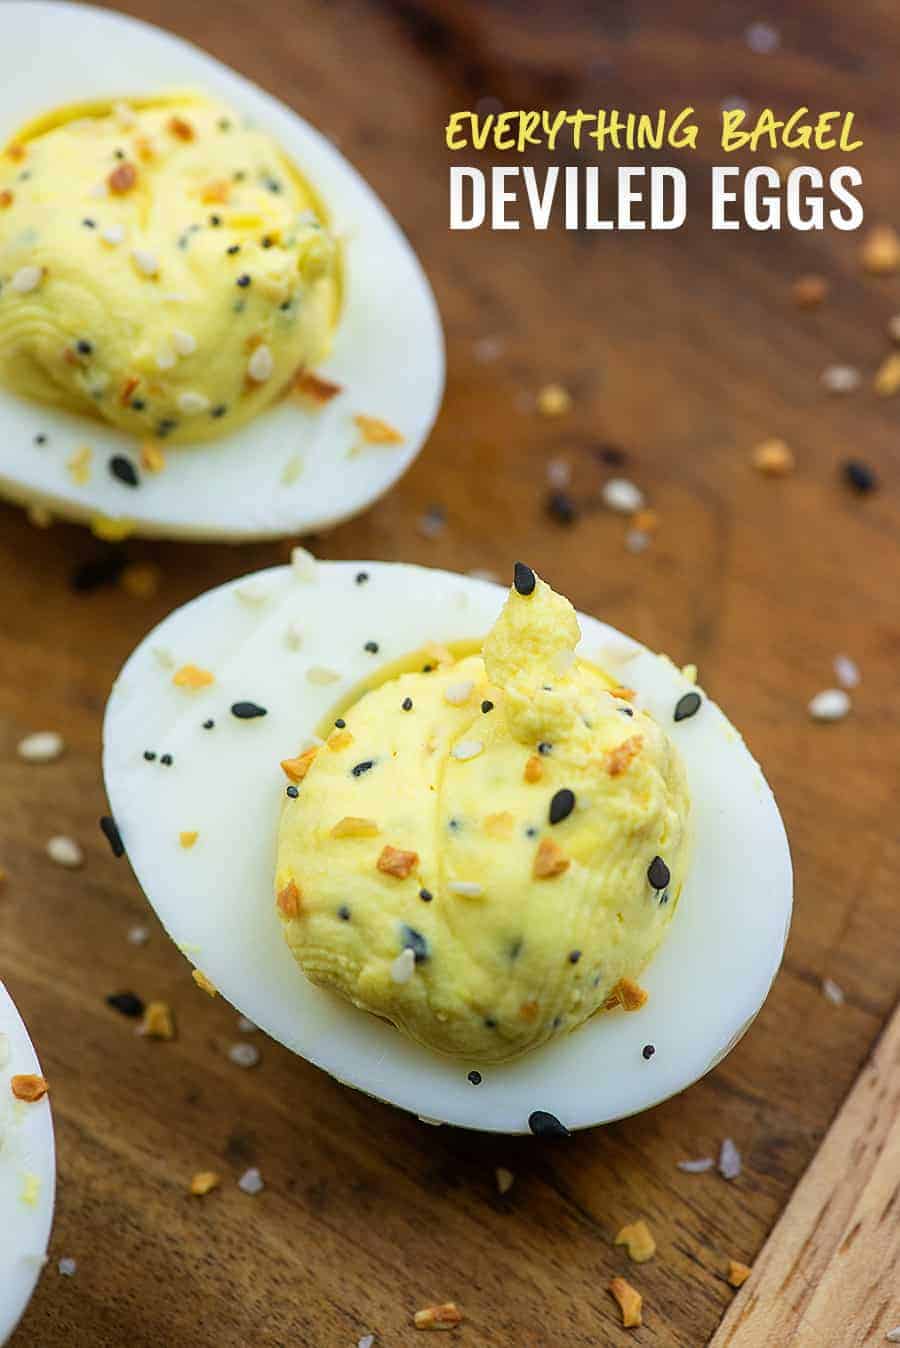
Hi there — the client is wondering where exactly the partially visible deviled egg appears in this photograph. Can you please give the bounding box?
[0,3,443,540]
[0,981,55,1344]
[102,559,792,1133]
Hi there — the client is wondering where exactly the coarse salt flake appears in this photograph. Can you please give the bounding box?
[290,546,317,580]
[132,249,159,277]
[46,836,83,868]
[10,266,43,294]
[237,1167,264,1195]
[228,1042,260,1068]
[718,1137,742,1180]
[234,583,269,606]
[677,1156,715,1173]
[833,654,860,689]
[602,478,645,513]
[17,731,64,764]
[820,364,861,396]
[306,666,340,685]
[171,329,196,356]
[808,688,851,722]
[101,224,124,246]
[822,977,845,1005]
[247,344,274,382]
[443,681,474,706]
[58,1258,77,1277]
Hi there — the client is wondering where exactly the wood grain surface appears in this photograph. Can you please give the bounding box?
[3,1,900,1344]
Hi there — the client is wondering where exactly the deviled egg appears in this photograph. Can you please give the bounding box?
[0,2,443,540]
[0,981,55,1345]
[102,559,792,1133]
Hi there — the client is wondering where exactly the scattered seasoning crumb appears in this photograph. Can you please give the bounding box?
[106,991,144,1018]
[625,528,650,554]
[821,364,861,396]
[190,1171,220,1196]
[140,1001,175,1040]
[27,505,53,529]
[295,370,342,403]
[751,438,794,476]
[536,382,572,416]
[353,413,404,446]
[528,1110,570,1138]
[119,562,161,599]
[284,623,303,651]
[513,561,536,595]
[443,681,474,707]
[874,352,900,397]
[615,1219,656,1263]
[860,224,900,275]
[46,835,83,868]
[10,265,44,294]
[238,1016,256,1033]
[605,978,648,1012]
[173,665,214,690]
[533,837,569,879]
[524,755,543,784]
[602,478,644,513]
[718,1137,742,1180]
[808,688,851,722]
[234,582,269,606]
[885,1327,900,1343]
[833,654,860,689]
[192,969,217,997]
[791,274,828,308]
[228,1042,260,1068]
[822,976,845,1005]
[11,1074,49,1103]
[677,1157,715,1173]
[17,731,64,764]
[745,19,779,52]
[609,1277,642,1329]
[247,344,274,383]
[549,788,575,825]
[237,1167,264,1195]
[495,1167,515,1195]
[546,456,571,488]
[108,161,137,194]
[131,248,159,278]
[843,459,877,493]
[58,1257,77,1277]
[413,1302,463,1331]
[377,845,419,878]
[727,1259,752,1288]
[140,442,166,474]
[357,1337,375,1348]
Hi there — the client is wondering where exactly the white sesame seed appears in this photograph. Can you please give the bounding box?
[833,654,860,689]
[228,1042,260,1068]
[822,977,845,1006]
[358,1337,375,1348]
[451,739,483,760]
[443,681,474,706]
[10,265,43,294]
[17,731,64,764]
[151,645,175,669]
[602,478,645,514]
[306,666,340,685]
[820,364,861,395]
[0,1033,9,1068]
[718,1137,742,1180]
[247,343,274,382]
[177,391,209,415]
[132,249,159,277]
[171,329,196,357]
[101,224,124,246]
[237,1016,257,1034]
[284,624,303,651]
[46,835,83,868]
[390,947,416,984]
[449,880,484,898]
[155,347,176,371]
[127,925,149,946]
[808,688,851,722]
[495,1167,515,1194]
[234,582,269,606]
[290,546,317,581]
[282,454,303,485]
[58,1257,77,1277]
[237,1167,264,1195]
[677,1157,715,1173]
[745,21,779,53]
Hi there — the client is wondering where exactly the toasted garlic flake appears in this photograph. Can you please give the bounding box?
[413,1302,463,1331]
[377,845,419,879]
[192,969,217,997]
[190,1170,220,1196]
[609,1277,642,1328]
[331,816,380,838]
[615,1219,656,1263]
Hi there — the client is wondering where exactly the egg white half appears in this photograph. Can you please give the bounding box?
[0,982,55,1345]
[101,561,792,1133]
[0,2,444,540]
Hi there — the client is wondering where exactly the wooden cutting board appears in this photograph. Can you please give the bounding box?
[4,0,900,1344]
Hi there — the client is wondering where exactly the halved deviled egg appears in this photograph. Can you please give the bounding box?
[102,559,792,1133]
[0,981,55,1344]
[0,3,443,540]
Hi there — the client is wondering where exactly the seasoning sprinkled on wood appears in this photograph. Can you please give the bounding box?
[615,1219,656,1263]
[751,438,794,476]
[609,1277,642,1328]
[140,1001,175,1040]
[190,1171,220,1197]
[727,1259,752,1288]
[106,992,144,1018]
[413,1302,462,1331]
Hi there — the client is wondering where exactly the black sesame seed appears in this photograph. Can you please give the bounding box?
[525,826,538,839]
[106,991,144,1018]
[538,741,553,756]
[131,398,146,411]
[109,454,139,488]
[114,148,125,160]
[568,949,581,964]
[642,1043,656,1060]
[485,1016,497,1029]
[202,719,215,730]
[448,818,461,832]
[160,754,173,766]
[143,750,156,761]
[34,433,47,445]
[402,697,413,711]
[286,785,299,798]
[351,760,374,777]
[513,561,536,596]
[76,339,93,356]
[546,489,578,525]
[279,299,292,311]
[334,718,346,729]
[509,939,523,961]
[209,214,222,227]
[355,571,369,584]
[99,815,124,858]
[674,691,702,722]
[401,925,428,963]
[549,788,575,825]
[467,1070,482,1086]
[338,904,351,921]
[226,244,241,255]
[233,169,246,181]
[261,235,274,248]
[419,888,433,902]
[231,701,267,719]
[211,404,227,419]
[648,855,670,891]
[71,549,125,592]
[236,273,251,287]
[481,700,494,713]
[156,418,177,437]
[619,706,634,717]
[218,117,232,131]
[528,1110,570,1139]
[82,218,96,228]
[843,459,877,493]
[364,640,379,654]
[596,443,626,465]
